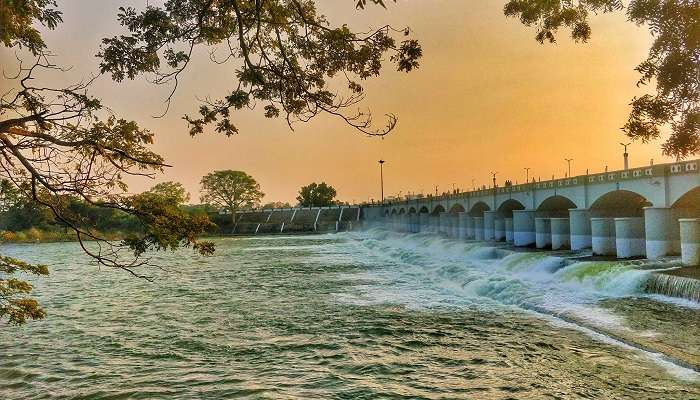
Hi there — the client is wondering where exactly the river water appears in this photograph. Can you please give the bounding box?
[1,230,699,399]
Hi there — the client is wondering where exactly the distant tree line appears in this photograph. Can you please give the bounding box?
[0,172,343,240]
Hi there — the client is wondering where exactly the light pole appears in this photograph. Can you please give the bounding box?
[620,142,631,170]
[524,167,530,183]
[378,160,385,203]
[490,171,498,188]
[565,158,573,177]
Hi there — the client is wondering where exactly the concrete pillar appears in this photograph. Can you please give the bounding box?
[409,214,419,233]
[429,215,440,234]
[450,214,459,238]
[680,219,700,266]
[418,214,429,233]
[615,217,646,258]
[513,210,536,247]
[438,212,449,235]
[535,218,552,249]
[465,216,475,239]
[591,218,616,256]
[473,217,484,241]
[494,218,506,241]
[644,207,680,259]
[505,218,514,243]
[484,211,497,241]
[569,209,592,251]
[550,218,570,250]
[458,212,469,239]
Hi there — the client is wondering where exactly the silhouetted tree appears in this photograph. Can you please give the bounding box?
[263,201,292,209]
[200,171,264,222]
[98,0,422,137]
[146,181,191,206]
[297,182,337,207]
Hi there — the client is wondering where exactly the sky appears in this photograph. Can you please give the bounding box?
[0,0,670,204]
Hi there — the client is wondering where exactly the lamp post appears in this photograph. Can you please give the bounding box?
[378,160,385,203]
[565,158,573,177]
[524,167,530,183]
[490,171,498,188]
[620,142,631,170]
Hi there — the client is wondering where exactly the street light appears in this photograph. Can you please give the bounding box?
[565,158,573,177]
[620,142,631,170]
[490,171,498,188]
[378,160,385,202]
[524,167,530,183]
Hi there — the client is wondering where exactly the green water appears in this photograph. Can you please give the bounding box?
[1,232,699,399]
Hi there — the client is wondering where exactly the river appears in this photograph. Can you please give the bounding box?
[1,230,699,399]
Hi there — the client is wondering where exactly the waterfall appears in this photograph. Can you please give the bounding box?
[645,273,700,302]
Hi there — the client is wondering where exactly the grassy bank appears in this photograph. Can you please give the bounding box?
[0,228,127,244]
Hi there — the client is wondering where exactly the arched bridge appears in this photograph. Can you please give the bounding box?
[363,159,700,265]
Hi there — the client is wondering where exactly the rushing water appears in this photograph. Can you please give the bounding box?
[1,230,700,399]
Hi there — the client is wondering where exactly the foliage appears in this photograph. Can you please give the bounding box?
[0,8,214,324]
[200,170,264,220]
[504,0,700,159]
[0,255,48,325]
[146,181,191,205]
[0,0,62,54]
[97,0,422,137]
[262,201,292,209]
[296,182,337,207]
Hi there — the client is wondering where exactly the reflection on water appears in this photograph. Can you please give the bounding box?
[1,230,699,399]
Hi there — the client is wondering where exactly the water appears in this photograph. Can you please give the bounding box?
[1,230,699,399]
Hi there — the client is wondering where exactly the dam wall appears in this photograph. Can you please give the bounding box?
[219,206,361,235]
[364,159,700,267]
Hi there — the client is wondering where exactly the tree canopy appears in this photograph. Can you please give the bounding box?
[200,170,264,220]
[146,181,191,206]
[296,182,337,207]
[504,0,699,158]
[97,0,422,137]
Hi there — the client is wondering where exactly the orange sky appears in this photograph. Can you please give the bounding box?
[0,1,670,204]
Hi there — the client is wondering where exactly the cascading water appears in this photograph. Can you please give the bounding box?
[2,231,699,398]
[343,229,700,374]
[646,273,700,302]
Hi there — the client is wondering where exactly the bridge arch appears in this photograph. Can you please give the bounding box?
[419,206,429,214]
[590,190,651,217]
[671,187,700,217]
[449,204,466,215]
[469,201,491,217]
[398,208,406,214]
[537,195,577,217]
[408,207,417,214]
[431,204,446,215]
[497,199,525,217]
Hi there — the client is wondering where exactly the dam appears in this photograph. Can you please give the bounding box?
[362,158,700,266]
[223,206,361,234]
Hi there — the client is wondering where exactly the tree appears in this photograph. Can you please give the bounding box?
[0,6,214,325]
[97,0,422,137]
[296,182,337,207]
[1,0,417,324]
[262,201,292,209]
[146,181,191,206]
[504,0,699,159]
[200,171,264,222]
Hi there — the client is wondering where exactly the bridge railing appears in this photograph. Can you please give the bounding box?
[369,159,700,208]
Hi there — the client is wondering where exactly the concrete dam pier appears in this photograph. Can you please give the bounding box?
[363,159,700,267]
